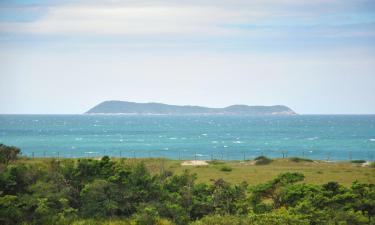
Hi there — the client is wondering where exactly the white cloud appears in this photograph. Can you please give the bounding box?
[1,0,374,38]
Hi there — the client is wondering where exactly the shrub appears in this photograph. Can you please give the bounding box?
[190,214,241,225]
[289,157,313,163]
[254,156,273,165]
[220,166,233,172]
[0,143,21,164]
[351,160,366,164]
[134,205,159,225]
[208,160,224,165]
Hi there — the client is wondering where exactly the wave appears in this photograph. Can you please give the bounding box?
[307,137,319,141]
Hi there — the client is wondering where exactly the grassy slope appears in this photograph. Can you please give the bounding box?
[136,158,375,186]
[18,158,375,186]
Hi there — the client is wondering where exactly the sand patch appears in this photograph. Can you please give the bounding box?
[362,161,373,167]
[181,160,209,166]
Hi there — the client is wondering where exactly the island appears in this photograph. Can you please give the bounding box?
[85,100,297,115]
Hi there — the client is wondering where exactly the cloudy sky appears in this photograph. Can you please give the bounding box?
[0,0,374,114]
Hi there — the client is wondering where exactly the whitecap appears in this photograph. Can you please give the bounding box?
[369,139,375,142]
[233,141,243,144]
[85,151,98,154]
[212,141,218,143]
[307,137,319,141]
[75,137,83,141]
[169,137,177,140]
[202,133,208,136]
[195,154,204,157]
[223,145,228,148]
[119,139,124,142]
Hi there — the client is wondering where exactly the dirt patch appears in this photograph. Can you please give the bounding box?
[181,160,209,166]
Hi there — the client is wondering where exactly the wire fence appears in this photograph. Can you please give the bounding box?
[21,149,374,162]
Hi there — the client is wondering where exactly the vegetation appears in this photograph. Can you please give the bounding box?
[351,160,367,164]
[0,144,20,165]
[0,144,374,225]
[254,156,273,165]
[220,165,233,172]
[289,157,313,163]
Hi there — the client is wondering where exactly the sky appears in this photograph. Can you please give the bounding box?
[0,0,375,114]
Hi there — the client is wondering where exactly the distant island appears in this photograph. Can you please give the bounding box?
[85,100,297,115]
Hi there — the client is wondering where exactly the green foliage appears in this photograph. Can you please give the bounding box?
[351,160,366,164]
[189,214,241,225]
[0,143,21,164]
[289,157,313,163]
[190,211,309,225]
[220,165,232,172]
[254,156,273,165]
[0,146,374,225]
[0,195,23,224]
[134,205,160,225]
[208,160,225,165]
[80,179,120,217]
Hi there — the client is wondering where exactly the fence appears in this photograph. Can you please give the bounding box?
[22,149,374,162]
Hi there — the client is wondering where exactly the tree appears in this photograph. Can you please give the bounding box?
[0,144,21,164]
[80,179,121,217]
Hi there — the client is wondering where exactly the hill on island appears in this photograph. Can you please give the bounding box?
[85,101,297,115]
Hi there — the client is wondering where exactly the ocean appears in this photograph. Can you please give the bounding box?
[0,114,374,161]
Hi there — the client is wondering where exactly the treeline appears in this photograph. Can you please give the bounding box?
[0,144,374,225]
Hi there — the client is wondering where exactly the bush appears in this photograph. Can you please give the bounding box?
[0,143,21,164]
[289,157,313,163]
[220,166,233,172]
[190,214,241,225]
[134,205,159,225]
[208,160,224,165]
[254,156,273,165]
[350,160,366,164]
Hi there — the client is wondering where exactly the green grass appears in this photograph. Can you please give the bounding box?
[16,157,375,186]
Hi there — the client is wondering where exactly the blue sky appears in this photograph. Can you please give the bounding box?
[0,0,375,114]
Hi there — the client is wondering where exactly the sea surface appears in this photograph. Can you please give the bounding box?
[0,115,374,161]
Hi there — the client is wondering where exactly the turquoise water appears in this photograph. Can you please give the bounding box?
[0,115,374,161]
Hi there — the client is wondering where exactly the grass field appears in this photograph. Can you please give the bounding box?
[18,157,375,186]
[131,158,375,186]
